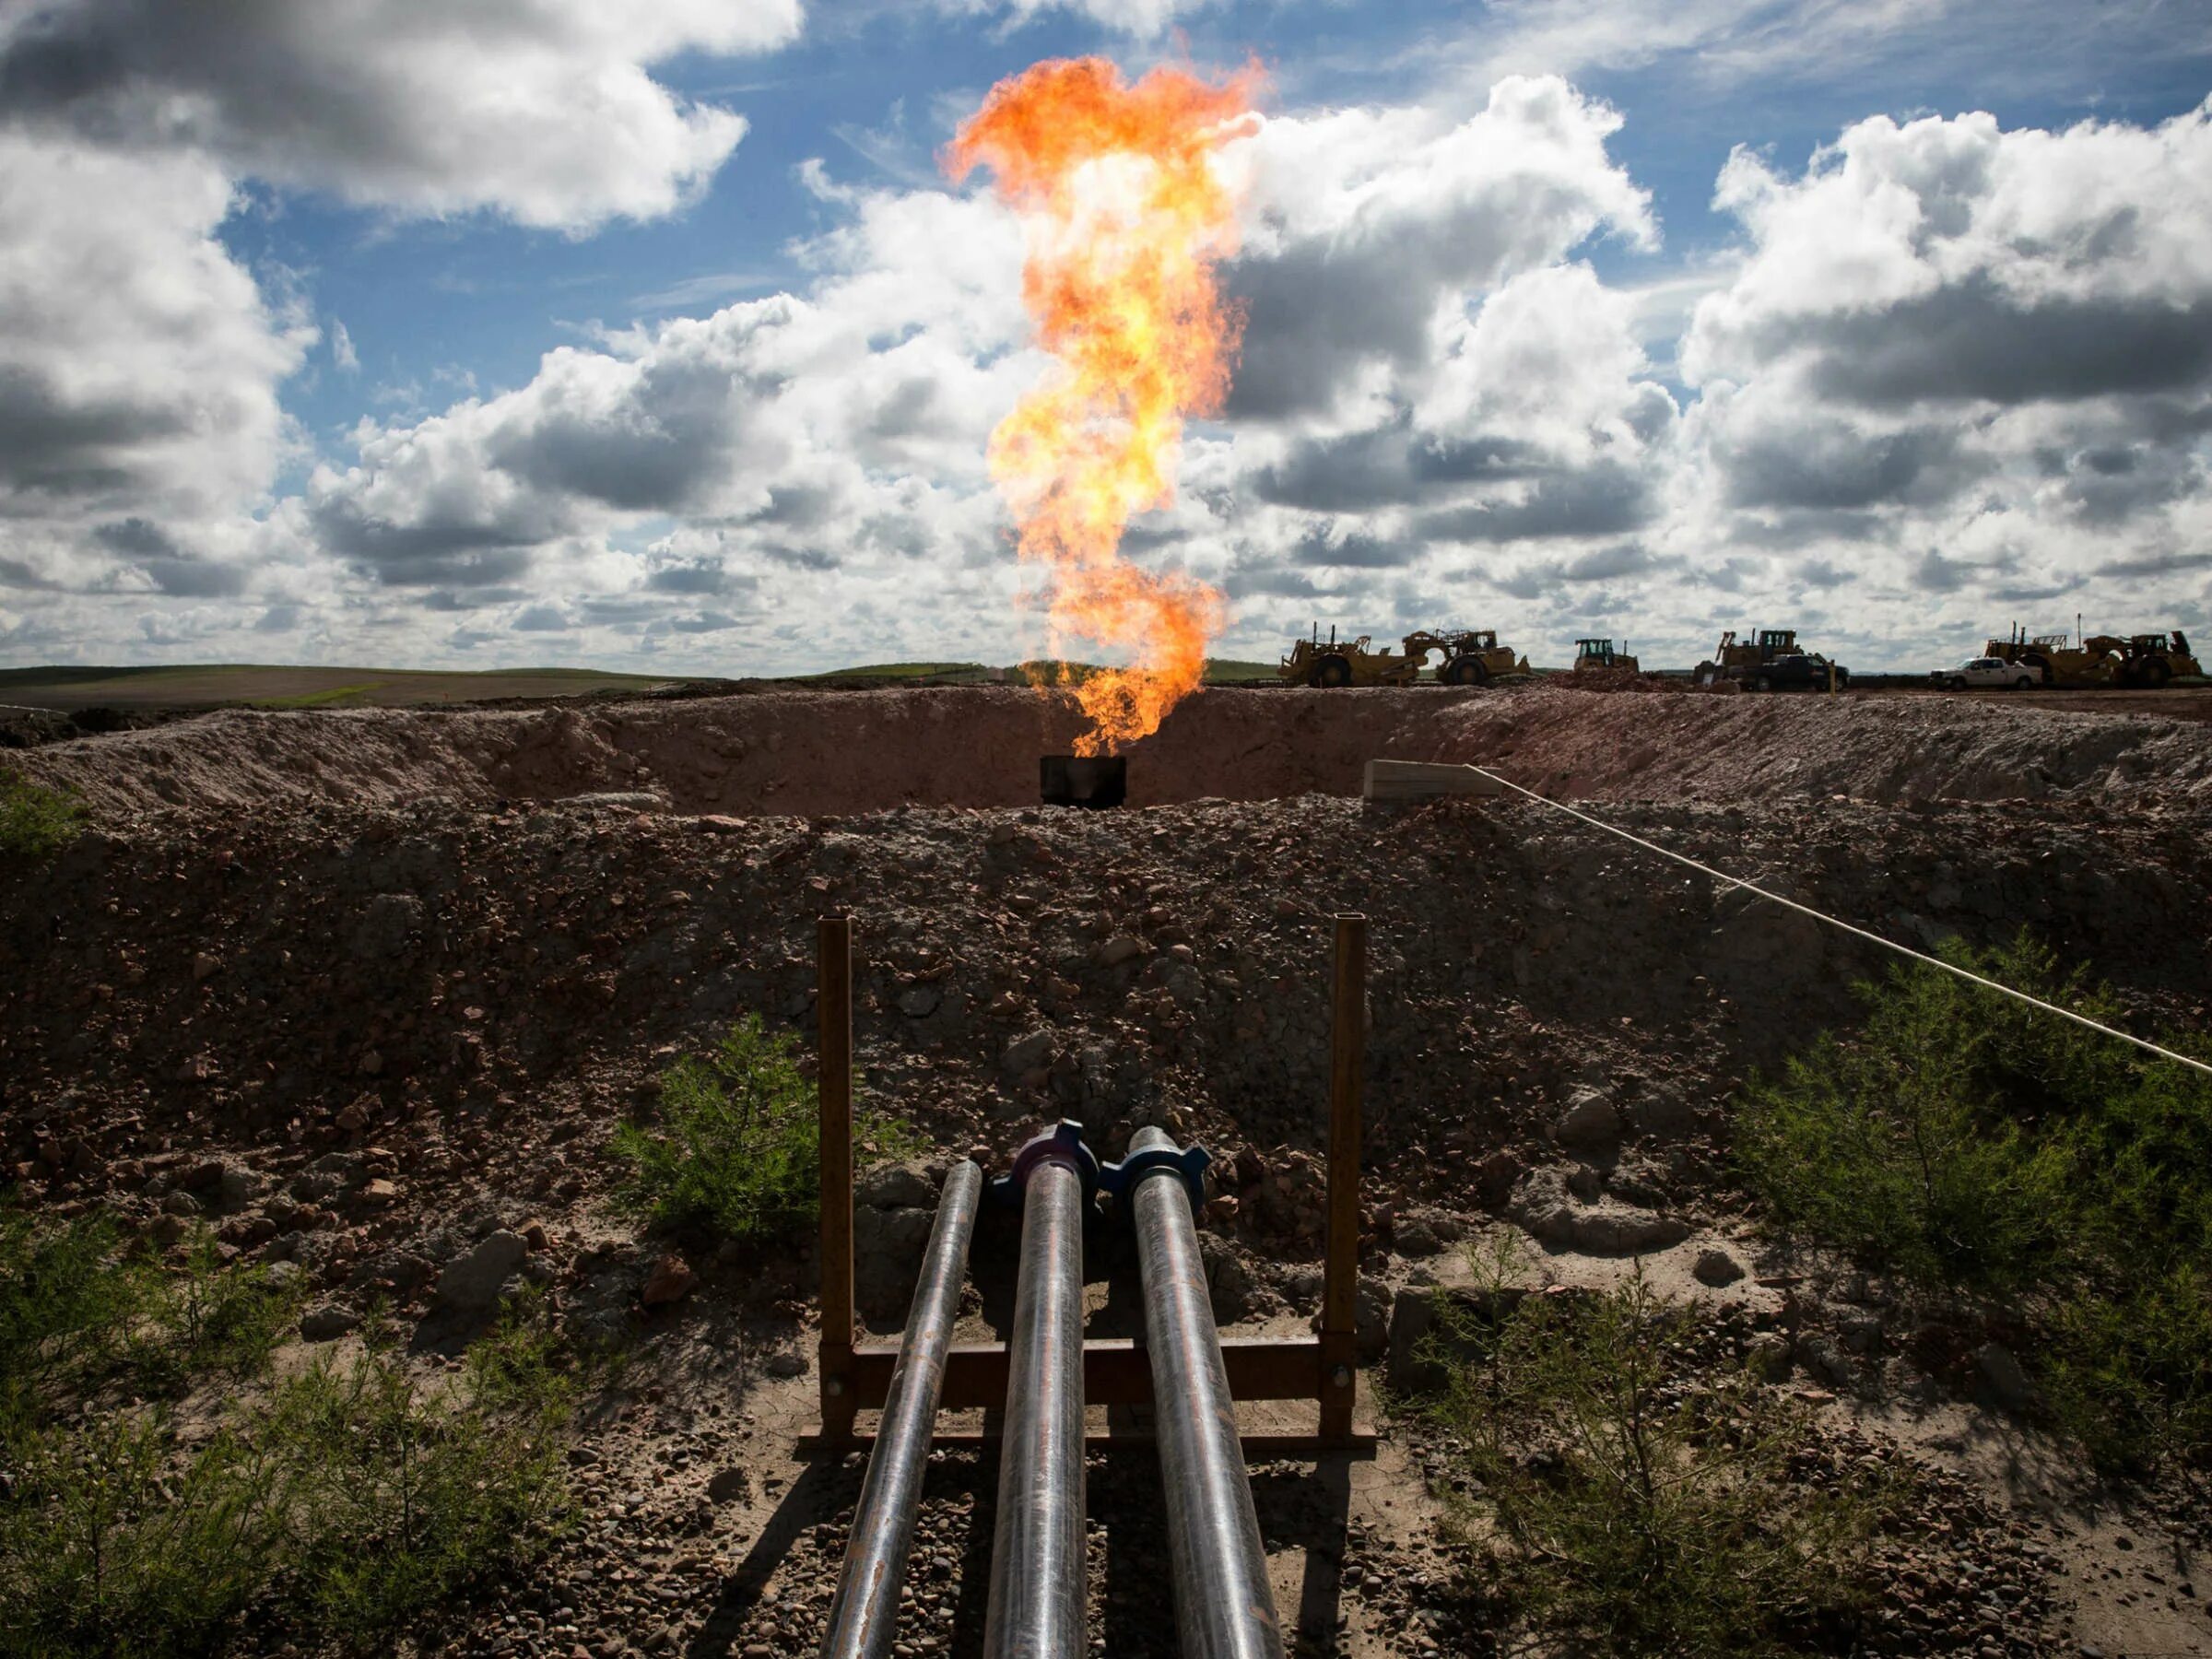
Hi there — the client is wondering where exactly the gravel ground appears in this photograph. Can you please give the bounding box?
[5,688,2210,1655]
[17,682,2212,818]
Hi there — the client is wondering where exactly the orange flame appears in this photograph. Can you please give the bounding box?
[948,57,1258,756]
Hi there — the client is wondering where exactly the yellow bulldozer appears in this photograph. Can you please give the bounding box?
[1693,628,1843,688]
[1279,625,1529,688]
[1572,638,1641,674]
[1706,628,1790,681]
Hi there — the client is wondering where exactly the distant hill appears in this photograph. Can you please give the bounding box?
[0,664,680,710]
[0,656,1291,711]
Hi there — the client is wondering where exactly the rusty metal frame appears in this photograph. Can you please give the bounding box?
[815,911,1371,1450]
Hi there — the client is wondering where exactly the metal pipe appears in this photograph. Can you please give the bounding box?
[1320,912,1366,1441]
[1125,1128,1287,1659]
[982,1151,1088,1658]
[819,1159,984,1659]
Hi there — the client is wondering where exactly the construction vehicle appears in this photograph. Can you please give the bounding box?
[1279,626,1529,688]
[1572,639,1640,674]
[1278,626,1422,687]
[1694,629,1848,689]
[1984,624,2202,688]
[1402,628,1530,685]
[2112,630,2203,687]
[1693,628,1851,690]
[1985,625,2118,688]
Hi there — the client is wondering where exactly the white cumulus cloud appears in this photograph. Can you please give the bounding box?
[1673,98,2212,654]
[0,0,801,229]
[0,129,314,597]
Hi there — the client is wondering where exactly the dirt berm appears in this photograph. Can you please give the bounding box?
[7,684,2212,1655]
[18,683,2212,818]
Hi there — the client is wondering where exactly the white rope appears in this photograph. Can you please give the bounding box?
[1467,766,2212,1080]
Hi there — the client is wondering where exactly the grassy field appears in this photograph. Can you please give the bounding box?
[0,658,1293,709]
[1006,658,1283,685]
[788,662,1000,686]
[0,665,683,711]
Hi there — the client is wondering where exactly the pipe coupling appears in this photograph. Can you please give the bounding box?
[988,1119,1100,1209]
[1100,1128,1211,1215]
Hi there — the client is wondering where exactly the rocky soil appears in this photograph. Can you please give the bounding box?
[18,681,2212,819]
[5,686,2210,1656]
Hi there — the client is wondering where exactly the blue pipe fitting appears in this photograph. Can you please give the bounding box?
[1100,1137,1211,1215]
[988,1119,1101,1210]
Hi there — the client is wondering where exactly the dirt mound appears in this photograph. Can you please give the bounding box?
[7,742,2211,1654]
[1432,687,2212,803]
[18,684,2212,820]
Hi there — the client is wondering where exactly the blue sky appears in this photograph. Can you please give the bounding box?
[252,2,2212,441]
[4,0,2211,672]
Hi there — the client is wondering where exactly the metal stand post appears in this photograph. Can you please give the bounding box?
[818,914,857,1443]
[1319,912,1365,1443]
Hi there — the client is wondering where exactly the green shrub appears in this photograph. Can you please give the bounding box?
[0,1209,142,1418]
[1,1214,304,1421]
[129,1233,307,1394]
[0,1411,291,1658]
[1737,930,2212,1476]
[610,1014,921,1244]
[2042,1262,2212,1481]
[1420,1246,1888,1656]
[0,1209,578,1653]
[611,1015,819,1242]
[266,1306,575,1637]
[0,771,83,861]
[1735,1037,2069,1290]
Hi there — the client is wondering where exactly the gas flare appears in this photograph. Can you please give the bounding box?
[948,57,1257,755]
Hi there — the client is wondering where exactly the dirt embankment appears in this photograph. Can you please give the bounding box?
[6,791,2207,1223]
[18,684,2212,819]
[7,698,2212,1657]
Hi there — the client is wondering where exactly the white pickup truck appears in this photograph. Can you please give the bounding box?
[1938,656,2041,690]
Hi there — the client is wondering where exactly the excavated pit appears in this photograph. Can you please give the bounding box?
[9,684,2212,1657]
[18,683,2212,820]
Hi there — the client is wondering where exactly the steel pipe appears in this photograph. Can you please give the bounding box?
[982,1143,1090,1658]
[1124,1127,1286,1659]
[819,1159,984,1659]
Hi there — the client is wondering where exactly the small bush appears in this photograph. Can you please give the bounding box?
[0,1209,578,1654]
[2041,1262,2212,1481]
[1738,931,2212,1477]
[611,1014,920,1244]
[1421,1246,1888,1656]
[129,1233,307,1394]
[267,1305,576,1636]
[0,771,83,861]
[1735,1037,2068,1290]
[0,1411,292,1658]
[0,1209,142,1418]
[1,1215,304,1421]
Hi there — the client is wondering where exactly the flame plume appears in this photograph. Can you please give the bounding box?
[948,57,1257,756]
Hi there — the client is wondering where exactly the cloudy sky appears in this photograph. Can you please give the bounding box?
[2,0,2209,674]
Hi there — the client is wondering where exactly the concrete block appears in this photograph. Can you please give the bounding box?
[1362,759,1505,802]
